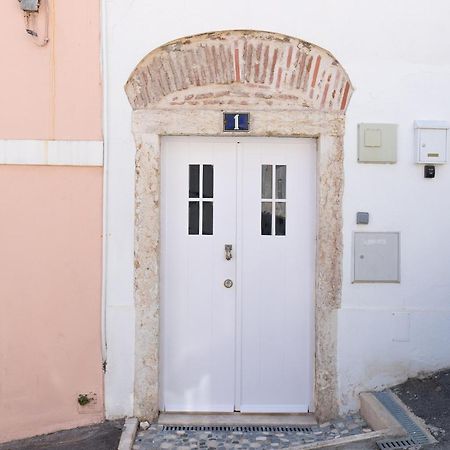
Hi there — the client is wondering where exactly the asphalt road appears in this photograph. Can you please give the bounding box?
[341,369,450,449]
[0,420,123,450]
[393,369,450,450]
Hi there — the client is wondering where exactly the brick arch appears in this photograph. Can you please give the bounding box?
[125,30,353,112]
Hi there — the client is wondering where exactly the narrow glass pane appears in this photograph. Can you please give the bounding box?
[188,201,199,235]
[189,165,200,198]
[276,165,286,199]
[202,201,213,235]
[275,202,286,236]
[261,202,272,235]
[261,165,273,199]
[203,165,214,198]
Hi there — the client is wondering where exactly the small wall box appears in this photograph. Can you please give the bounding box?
[415,120,450,164]
[358,123,397,163]
[353,232,400,283]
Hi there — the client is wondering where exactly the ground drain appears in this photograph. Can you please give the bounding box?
[373,391,431,445]
[161,425,314,433]
[376,437,418,449]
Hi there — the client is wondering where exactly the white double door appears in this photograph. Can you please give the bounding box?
[161,136,316,413]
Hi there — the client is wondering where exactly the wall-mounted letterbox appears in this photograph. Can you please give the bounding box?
[415,120,449,164]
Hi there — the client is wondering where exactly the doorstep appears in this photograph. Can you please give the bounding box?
[158,412,317,426]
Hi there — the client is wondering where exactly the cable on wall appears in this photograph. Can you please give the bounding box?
[20,0,49,47]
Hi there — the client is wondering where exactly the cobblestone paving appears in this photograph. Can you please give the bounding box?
[133,414,372,449]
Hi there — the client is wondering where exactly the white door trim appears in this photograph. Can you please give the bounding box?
[234,143,244,411]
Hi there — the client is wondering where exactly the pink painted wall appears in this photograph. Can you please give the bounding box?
[0,166,104,443]
[0,0,102,140]
[0,0,104,442]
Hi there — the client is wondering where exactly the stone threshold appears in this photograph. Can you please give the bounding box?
[158,412,317,426]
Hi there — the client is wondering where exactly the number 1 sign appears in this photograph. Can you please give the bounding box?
[223,112,250,132]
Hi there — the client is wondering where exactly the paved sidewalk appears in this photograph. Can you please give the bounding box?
[133,414,372,449]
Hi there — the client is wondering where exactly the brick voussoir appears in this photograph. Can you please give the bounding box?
[125,30,353,113]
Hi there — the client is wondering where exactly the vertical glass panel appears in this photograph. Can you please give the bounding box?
[275,202,286,236]
[261,202,272,235]
[275,165,286,199]
[188,201,199,235]
[189,164,200,198]
[261,165,273,199]
[203,165,214,198]
[202,201,213,235]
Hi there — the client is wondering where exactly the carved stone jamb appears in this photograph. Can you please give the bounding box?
[134,132,160,419]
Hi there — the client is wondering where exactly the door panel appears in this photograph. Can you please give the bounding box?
[238,138,316,413]
[161,136,315,413]
[161,137,237,412]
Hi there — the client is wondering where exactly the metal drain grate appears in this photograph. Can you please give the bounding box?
[376,437,418,449]
[373,391,431,445]
[161,425,314,433]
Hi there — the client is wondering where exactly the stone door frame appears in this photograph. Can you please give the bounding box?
[126,30,353,421]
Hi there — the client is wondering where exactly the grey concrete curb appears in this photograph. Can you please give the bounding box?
[360,392,406,437]
[117,417,138,450]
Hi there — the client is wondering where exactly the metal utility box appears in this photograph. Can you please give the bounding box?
[358,123,397,163]
[19,0,40,12]
[415,121,449,164]
[353,232,400,283]
[356,212,369,225]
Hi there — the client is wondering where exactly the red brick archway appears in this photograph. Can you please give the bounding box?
[126,30,353,112]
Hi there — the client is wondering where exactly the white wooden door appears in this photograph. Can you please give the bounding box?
[237,139,316,412]
[161,137,237,412]
[161,136,315,413]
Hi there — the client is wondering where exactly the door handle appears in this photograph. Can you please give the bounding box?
[225,244,232,261]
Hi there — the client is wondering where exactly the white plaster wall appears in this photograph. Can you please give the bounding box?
[104,0,450,416]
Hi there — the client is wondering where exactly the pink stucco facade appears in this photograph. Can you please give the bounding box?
[0,1,102,140]
[0,0,104,443]
[0,166,104,443]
